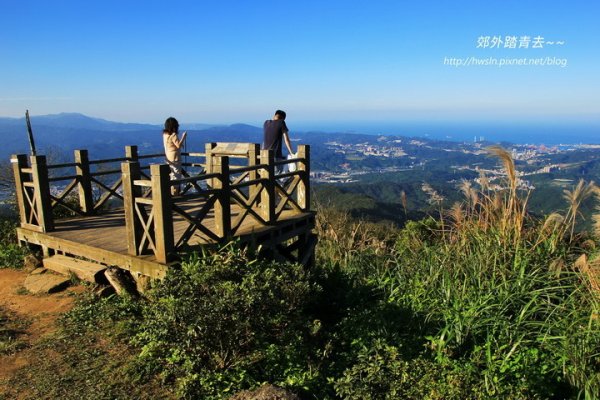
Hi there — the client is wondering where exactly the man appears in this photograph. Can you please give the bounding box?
[263,110,295,164]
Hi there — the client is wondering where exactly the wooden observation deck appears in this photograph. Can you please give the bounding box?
[11,143,316,279]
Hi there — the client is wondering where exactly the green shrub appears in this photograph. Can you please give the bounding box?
[334,339,476,400]
[0,218,29,268]
[133,243,320,399]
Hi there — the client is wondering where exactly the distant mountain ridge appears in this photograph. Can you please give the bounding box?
[0,112,208,132]
[0,113,260,159]
[1,112,476,166]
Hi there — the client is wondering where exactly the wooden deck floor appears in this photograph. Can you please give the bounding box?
[17,201,315,278]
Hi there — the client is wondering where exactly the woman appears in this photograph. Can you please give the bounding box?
[162,117,187,195]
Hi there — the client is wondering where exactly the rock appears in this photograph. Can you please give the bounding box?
[22,254,43,272]
[23,273,71,294]
[228,384,300,400]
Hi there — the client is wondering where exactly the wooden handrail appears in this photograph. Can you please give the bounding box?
[88,157,130,165]
[90,169,122,177]
[47,163,78,169]
[136,153,165,160]
[133,179,152,187]
[48,175,79,182]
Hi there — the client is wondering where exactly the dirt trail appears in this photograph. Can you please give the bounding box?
[0,268,82,385]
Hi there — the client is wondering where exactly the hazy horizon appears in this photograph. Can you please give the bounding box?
[2,111,598,145]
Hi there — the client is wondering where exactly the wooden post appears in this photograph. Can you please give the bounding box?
[30,155,54,232]
[297,145,310,211]
[259,149,275,223]
[151,164,174,263]
[122,161,143,256]
[125,145,138,161]
[212,156,231,239]
[248,143,260,208]
[74,150,94,215]
[204,142,216,190]
[205,142,216,174]
[11,155,29,227]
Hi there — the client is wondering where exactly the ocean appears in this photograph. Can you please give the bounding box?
[297,121,600,145]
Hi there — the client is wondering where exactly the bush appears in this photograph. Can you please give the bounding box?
[334,339,476,400]
[0,218,29,268]
[133,243,320,399]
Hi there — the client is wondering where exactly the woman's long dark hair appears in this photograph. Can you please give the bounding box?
[163,117,179,134]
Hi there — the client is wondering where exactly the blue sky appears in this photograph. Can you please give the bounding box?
[1,0,599,129]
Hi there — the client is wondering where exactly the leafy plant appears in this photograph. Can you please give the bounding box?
[132,243,319,399]
[0,218,29,268]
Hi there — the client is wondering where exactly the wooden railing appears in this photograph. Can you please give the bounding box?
[121,144,310,263]
[12,154,54,232]
[12,143,311,264]
[11,146,171,229]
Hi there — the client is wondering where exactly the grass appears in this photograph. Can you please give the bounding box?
[14,286,29,296]
[0,306,29,356]
[314,146,600,398]
[0,293,173,400]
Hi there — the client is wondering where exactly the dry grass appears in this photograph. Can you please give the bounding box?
[593,186,600,238]
[563,179,596,242]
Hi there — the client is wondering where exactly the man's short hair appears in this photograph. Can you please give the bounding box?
[275,110,286,120]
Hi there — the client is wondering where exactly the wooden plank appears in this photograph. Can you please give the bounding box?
[17,227,169,279]
[17,206,314,278]
[210,142,255,156]
[43,254,106,283]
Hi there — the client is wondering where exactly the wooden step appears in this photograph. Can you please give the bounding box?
[43,255,107,284]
